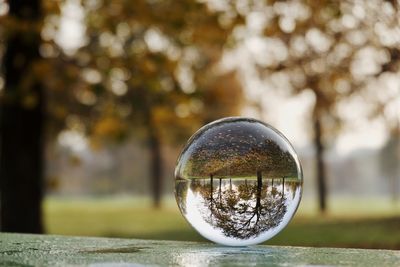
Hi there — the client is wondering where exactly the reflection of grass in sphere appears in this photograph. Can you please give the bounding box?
[175,117,303,246]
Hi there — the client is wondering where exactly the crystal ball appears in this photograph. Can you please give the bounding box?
[174,117,303,246]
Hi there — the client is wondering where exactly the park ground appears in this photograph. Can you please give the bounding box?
[44,196,400,250]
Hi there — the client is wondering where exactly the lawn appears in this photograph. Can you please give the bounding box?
[44,196,400,249]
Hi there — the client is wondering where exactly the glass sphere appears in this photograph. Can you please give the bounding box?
[174,117,303,246]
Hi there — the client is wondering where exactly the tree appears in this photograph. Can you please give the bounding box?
[219,0,400,212]
[0,0,244,233]
[57,0,243,207]
[0,0,44,232]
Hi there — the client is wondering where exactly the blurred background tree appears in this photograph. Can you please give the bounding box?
[0,0,243,232]
[43,0,243,208]
[214,0,400,212]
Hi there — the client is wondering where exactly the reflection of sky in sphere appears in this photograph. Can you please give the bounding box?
[181,179,301,246]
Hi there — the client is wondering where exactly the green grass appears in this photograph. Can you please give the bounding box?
[44,196,400,249]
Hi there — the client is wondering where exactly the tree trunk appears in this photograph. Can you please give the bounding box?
[390,134,399,203]
[148,126,162,208]
[0,0,44,233]
[313,115,327,213]
[391,123,400,203]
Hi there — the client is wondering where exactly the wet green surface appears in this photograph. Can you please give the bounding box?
[0,233,399,266]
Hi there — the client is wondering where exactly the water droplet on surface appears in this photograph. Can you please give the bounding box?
[174,117,303,246]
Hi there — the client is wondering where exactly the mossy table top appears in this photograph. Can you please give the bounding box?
[0,233,399,266]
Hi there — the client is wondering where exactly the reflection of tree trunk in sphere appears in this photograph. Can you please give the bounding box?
[210,174,214,224]
[256,171,262,223]
[219,178,222,203]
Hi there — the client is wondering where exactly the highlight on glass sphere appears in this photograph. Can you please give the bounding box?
[174,117,303,246]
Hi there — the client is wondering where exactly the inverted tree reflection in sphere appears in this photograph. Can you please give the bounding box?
[175,117,303,246]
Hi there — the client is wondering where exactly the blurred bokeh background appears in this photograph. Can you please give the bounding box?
[0,0,399,249]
